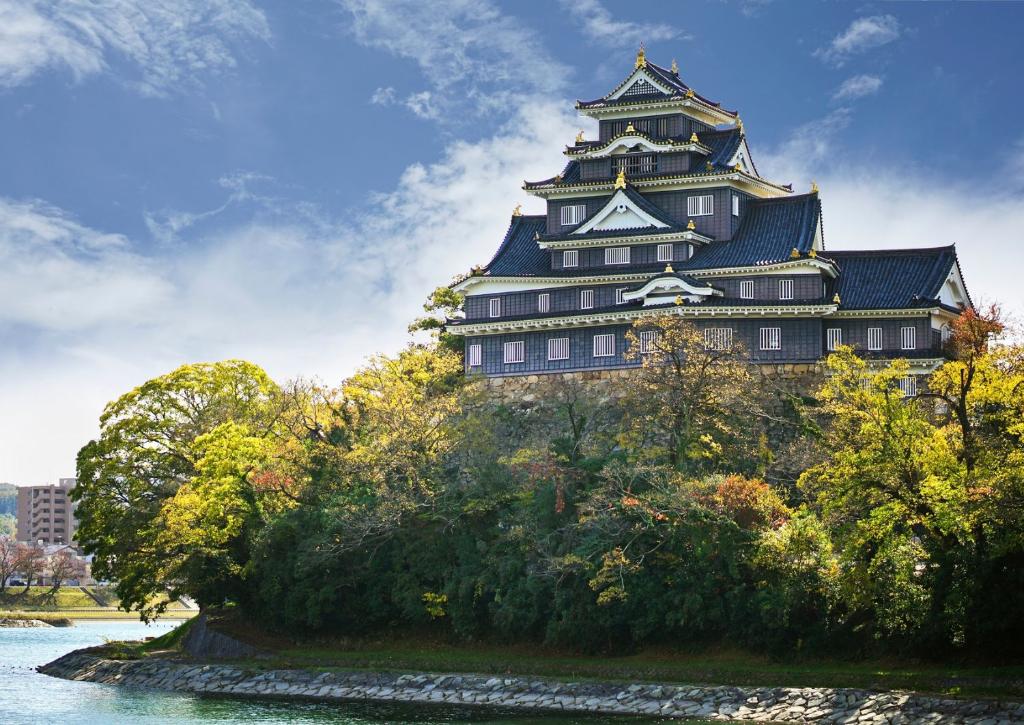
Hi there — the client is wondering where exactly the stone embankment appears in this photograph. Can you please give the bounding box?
[0,617,52,627]
[40,650,1024,723]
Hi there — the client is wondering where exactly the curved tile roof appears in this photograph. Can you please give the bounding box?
[823,246,959,310]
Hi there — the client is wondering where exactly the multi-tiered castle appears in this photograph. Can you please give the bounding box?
[448,49,971,389]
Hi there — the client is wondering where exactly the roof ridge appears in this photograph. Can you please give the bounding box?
[824,245,956,257]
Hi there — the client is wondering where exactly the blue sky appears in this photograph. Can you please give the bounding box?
[1,0,1023,484]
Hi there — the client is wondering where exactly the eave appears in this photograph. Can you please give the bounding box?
[538,229,712,250]
[687,257,839,279]
[831,307,939,318]
[575,97,737,127]
[565,133,710,159]
[524,171,791,199]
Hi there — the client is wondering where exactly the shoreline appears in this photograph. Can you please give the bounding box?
[39,648,1024,723]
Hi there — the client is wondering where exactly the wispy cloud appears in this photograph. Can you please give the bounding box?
[0,0,270,96]
[337,0,569,119]
[815,14,900,66]
[557,0,682,47]
[832,74,883,102]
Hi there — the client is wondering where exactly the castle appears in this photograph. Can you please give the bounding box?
[447,49,971,392]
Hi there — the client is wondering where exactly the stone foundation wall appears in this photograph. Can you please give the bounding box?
[40,650,1024,723]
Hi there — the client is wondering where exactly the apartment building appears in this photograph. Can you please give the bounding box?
[16,478,78,547]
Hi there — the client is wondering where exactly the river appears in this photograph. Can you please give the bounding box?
[1,620,669,724]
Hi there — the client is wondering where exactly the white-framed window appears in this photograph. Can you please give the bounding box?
[704,327,733,350]
[615,288,628,305]
[562,250,578,268]
[657,243,673,262]
[503,341,525,364]
[547,337,570,361]
[826,328,842,351]
[687,194,714,217]
[760,327,781,351]
[898,376,917,398]
[867,327,883,351]
[593,333,616,357]
[560,203,587,227]
[732,194,740,216]
[739,280,754,299]
[940,324,951,344]
[901,326,916,350]
[468,344,482,367]
[779,279,794,300]
[605,246,630,265]
[639,330,658,354]
[489,298,501,317]
[537,292,550,313]
[580,289,594,309]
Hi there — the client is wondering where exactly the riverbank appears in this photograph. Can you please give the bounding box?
[39,648,1024,723]
[0,586,198,620]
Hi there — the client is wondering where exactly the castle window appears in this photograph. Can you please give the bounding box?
[739,280,754,299]
[705,327,733,350]
[732,194,740,216]
[605,247,630,265]
[468,344,481,367]
[779,279,794,300]
[548,337,570,361]
[489,298,501,317]
[898,376,917,397]
[639,330,658,353]
[615,288,628,305]
[901,326,916,350]
[503,341,525,364]
[868,327,883,351]
[538,293,550,313]
[560,204,587,226]
[687,194,714,217]
[593,333,616,357]
[759,327,781,351]
[614,154,657,176]
[580,289,594,309]
[562,250,578,267]
[657,243,673,262]
[827,328,842,351]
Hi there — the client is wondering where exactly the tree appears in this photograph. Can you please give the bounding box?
[16,544,45,593]
[408,284,465,353]
[0,536,18,591]
[0,514,14,538]
[47,549,85,593]
[73,360,283,619]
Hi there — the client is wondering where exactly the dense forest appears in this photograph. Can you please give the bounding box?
[70,303,1024,659]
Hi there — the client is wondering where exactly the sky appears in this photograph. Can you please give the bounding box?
[1,0,1023,484]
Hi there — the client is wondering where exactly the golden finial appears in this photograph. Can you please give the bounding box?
[832,292,841,305]
[736,117,744,131]
[614,168,626,189]
[685,88,695,99]
[790,247,801,259]
[687,219,696,231]
[635,43,647,69]
[705,161,714,171]
[575,129,584,143]
[625,121,636,133]
[664,263,674,273]
[512,203,522,217]
[809,248,817,258]
[671,58,679,75]
[811,180,820,194]
[733,163,742,173]
[690,132,699,143]
[554,173,563,183]
[675,295,683,306]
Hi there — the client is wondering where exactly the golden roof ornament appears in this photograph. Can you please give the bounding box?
[664,263,674,273]
[614,168,627,189]
[575,129,585,143]
[790,247,801,259]
[512,203,522,217]
[687,219,696,230]
[705,161,714,171]
[736,117,744,132]
[675,295,684,306]
[690,132,699,143]
[809,248,817,258]
[811,180,820,193]
[625,121,636,133]
[833,292,842,305]
[733,163,742,172]
[671,59,679,75]
[685,88,695,99]
[635,43,647,69]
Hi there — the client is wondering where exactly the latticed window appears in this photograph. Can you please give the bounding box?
[779,279,794,300]
[704,327,733,350]
[615,288,628,305]
[560,204,586,226]
[657,243,673,262]
[827,328,842,351]
[639,330,658,353]
[468,344,482,367]
[489,298,501,317]
[687,194,714,217]
[621,79,658,97]
[537,293,550,313]
[898,376,917,397]
[613,154,657,176]
[593,333,616,357]
[868,327,883,350]
[740,280,754,299]
[760,327,781,351]
[562,250,578,267]
[503,341,525,364]
[605,247,630,265]
[580,289,594,309]
[901,326,916,350]
[547,337,569,361]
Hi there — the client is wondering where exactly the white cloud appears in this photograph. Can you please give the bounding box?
[815,14,900,66]
[0,0,270,95]
[370,86,396,105]
[832,74,883,102]
[557,0,682,47]
[338,0,569,118]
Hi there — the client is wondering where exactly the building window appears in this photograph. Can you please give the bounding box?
[468,344,481,367]
[826,328,842,351]
[605,246,630,265]
[639,330,658,353]
[657,243,673,262]
[488,298,501,317]
[503,341,525,364]
[560,204,586,227]
[687,194,714,217]
[867,327,883,351]
[898,376,918,398]
[739,280,754,299]
[593,333,616,357]
[580,289,594,309]
[704,327,733,350]
[615,288,627,305]
[779,279,794,300]
[760,327,781,351]
[548,337,570,361]
[562,250,578,268]
[901,326,916,350]
[732,194,740,216]
[537,293,550,313]
[614,154,657,176]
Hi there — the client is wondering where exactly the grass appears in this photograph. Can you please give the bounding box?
[0,611,73,626]
[0,586,197,618]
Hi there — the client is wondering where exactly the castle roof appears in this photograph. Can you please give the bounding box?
[824,246,964,311]
[576,60,737,117]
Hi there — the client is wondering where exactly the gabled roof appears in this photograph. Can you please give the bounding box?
[562,185,685,238]
[823,246,962,310]
[481,215,549,276]
[577,61,737,117]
